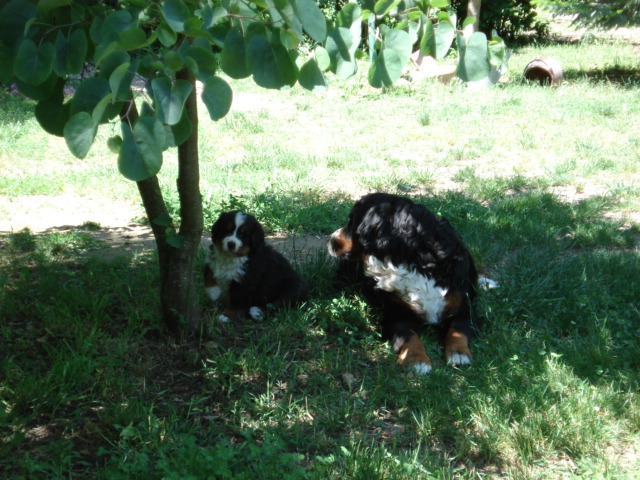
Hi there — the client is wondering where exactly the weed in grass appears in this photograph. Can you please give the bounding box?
[417,109,431,126]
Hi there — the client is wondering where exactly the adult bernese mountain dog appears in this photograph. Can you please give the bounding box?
[204,210,309,323]
[328,193,483,374]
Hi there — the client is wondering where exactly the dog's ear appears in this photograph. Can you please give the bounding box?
[210,214,222,240]
[250,217,265,249]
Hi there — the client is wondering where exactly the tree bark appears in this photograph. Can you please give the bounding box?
[464,0,482,37]
[122,70,203,336]
[158,68,203,335]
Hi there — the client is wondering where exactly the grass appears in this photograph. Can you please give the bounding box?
[1,27,640,479]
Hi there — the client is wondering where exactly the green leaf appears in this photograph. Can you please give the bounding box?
[152,78,193,126]
[184,17,206,37]
[462,17,476,29]
[295,0,327,43]
[434,19,455,59]
[54,29,88,76]
[167,233,186,249]
[456,31,490,82]
[220,28,250,79]
[163,0,190,33]
[119,27,148,50]
[15,73,58,101]
[158,22,178,47]
[280,28,299,50]
[94,41,119,65]
[101,10,134,43]
[325,27,357,79]
[374,0,400,16]
[298,58,328,92]
[368,29,412,88]
[488,31,507,69]
[98,51,130,79]
[430,0,449,7]
[14,39,55,85]
[314,46,330,71]
[167,108,192,148]
[91,93,117,125]
[118,118,164,181]
[336,2,362,51]
[35,88,69,137]
[70,77,111,114]
[246,35,298,89]
[64,112,97,159]
[38,0,72,11]
[336,2,362,29]
[419,19,435,56]
[185,46,217,80]
[107,135,123,154]
[152,214,173,227]
[0,0,37,47]
[109,62,135,101]
[201,76,232,121]
[164,50,184,72]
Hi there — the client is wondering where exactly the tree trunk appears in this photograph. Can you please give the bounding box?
[123,69,203,336]
[159,68,203,335]
[464,0,482,37]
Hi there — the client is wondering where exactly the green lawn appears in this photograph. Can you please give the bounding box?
[1,27,639,479]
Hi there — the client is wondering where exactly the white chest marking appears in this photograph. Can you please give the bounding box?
[206,245,248,294]
[364,256,448,324]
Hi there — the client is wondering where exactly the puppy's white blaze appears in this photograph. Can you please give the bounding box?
[249,306,264,321]
[222,211,247,253]
[447,353,472,366]
[364,256,447,324]
[413,362,432,374]
[206,286,222,301]
[217,314,230,323]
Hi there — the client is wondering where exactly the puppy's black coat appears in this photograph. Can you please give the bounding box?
[204,210,309,322]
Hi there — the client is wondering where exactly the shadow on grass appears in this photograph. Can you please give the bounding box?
[1,189,638,477]
[562,65,640,86]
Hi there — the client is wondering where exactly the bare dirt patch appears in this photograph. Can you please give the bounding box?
[0,193,329,261]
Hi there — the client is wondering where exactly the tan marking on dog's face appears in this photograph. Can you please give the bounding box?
[397,332,432,368]
[327,228,353,257]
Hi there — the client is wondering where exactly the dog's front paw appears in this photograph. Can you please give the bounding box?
[447,352,472,366]
[248,306,264,321]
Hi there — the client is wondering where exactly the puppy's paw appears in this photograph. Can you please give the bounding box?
[207,286,222,301]
[248,306,264,321]
[412,362,432,375]
[217,314,230,323]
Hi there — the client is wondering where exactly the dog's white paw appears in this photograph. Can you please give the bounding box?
[412,362,432,374]
[217,314,230,323]
[207,286,222,301]
[478,277,499,291]
[447,353,472,366]
[249,306,264,321]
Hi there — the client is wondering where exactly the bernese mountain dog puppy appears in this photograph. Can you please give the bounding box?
[328,193,483,374]
[204,210,309,323]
